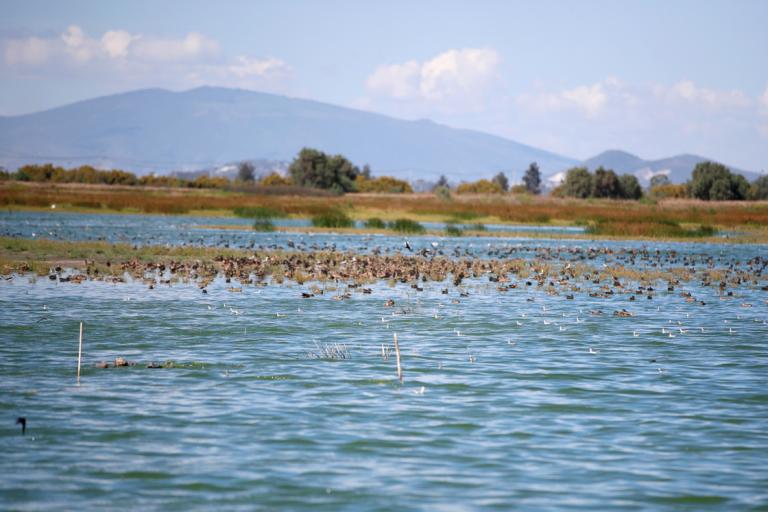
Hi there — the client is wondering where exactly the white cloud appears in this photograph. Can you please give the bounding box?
[101,30,136,59]
[759,84,768,112]
[366,60,420,99]
[227,56,291,79]
[131,32,218,62]
[365,48,500,105]
[4,36,51,65]
[656,80,751,109]
[516,78,621,118]
[2,26,219,66]
[1,25,291,93]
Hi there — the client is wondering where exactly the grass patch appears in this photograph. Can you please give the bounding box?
[252,219,275,231]
[234,206,282,219]
[444,223,463,236]
[389,218,425,234]
[468,223,487,231]
[364,217,387,229]
[311,209,354,228]
[586,219,718,238]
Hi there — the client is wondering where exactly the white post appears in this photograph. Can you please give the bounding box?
[77,321,83,384]
[394,333,403,383]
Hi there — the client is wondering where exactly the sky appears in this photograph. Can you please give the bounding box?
[1,0,767,171]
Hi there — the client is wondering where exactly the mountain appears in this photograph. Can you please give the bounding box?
[578,150,759,187]
[0,86,577,181]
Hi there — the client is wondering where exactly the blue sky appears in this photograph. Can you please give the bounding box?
[2,0,767,170]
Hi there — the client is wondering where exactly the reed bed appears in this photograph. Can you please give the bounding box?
[3,182,768,231]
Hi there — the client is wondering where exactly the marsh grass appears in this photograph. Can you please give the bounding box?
[3,182,767,238]
[234,206,282,218]
[444,223,463,236]
[365,217,387,229]
[308,342,350,360]
[389,218,425,233]
[252,219,276,231]
[312,209,354,228]
[586,219,718,238]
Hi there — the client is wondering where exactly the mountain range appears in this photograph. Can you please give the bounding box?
[0,87,757,185]
[0,86,575,182]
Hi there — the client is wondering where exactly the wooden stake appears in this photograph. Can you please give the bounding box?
[393,333,403,383]
[77,321,83,384]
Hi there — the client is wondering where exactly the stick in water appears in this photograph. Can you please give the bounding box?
[394,333,403,383]
[77,321,83,384]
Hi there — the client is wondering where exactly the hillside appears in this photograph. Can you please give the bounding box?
[0,86,577,182]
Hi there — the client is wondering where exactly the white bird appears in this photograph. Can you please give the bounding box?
[559,325,567,331]
[588,347,598,354]
[633,330,639,337]
[515,321,523,326]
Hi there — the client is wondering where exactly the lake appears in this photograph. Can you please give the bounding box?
[1,211,767,510]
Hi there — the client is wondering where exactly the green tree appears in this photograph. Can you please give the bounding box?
[491,171,509,192]
[288,147,360,193]
[650,174,670,188]
[592,167,621,198]
[748,174,768,200]
[523,162,541,194]
[688,161,747,201]
[563,167,593,198]
[238,161,256,182]
[618,174,642,200]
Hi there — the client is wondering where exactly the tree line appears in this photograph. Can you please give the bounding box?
[2,152,766,201]
[555,161,768,201]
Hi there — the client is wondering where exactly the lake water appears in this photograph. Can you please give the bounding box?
[1,211,767,510]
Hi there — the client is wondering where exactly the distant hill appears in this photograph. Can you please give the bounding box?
[575,150,759,187]
[0,86,577,182]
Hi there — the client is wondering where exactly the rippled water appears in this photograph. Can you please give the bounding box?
[1,212,767,510]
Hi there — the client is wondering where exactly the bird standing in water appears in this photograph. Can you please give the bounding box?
[16,417,26,435]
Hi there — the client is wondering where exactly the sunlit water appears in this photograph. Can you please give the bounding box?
[1,212,767,510]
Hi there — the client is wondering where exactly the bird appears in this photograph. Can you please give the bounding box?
[404,240,413,252]
[16,417,26,436]
[588,347,598,354]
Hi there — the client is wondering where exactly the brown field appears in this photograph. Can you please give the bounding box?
[2,182,767,240]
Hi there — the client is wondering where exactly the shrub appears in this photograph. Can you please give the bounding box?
[364,217,387,229]
[444,223,463,236]
[234,206,282,218]
[253,219,275,231]
[355,175,413,193]
[389,218,425,233]
[311,209,354,228]
[455,179,503,194]
[259,172,293,187]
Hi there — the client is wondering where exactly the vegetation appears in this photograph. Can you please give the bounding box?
[688,161,749,201]
[233,206,282,218]
[259,172,292,187]
[586,218,717,238]
[252,219,275,231]
[444,223,463,236]
[749,175,768,200]
[364,217,387,229]
[355,175,413,193]
[491,172,509,192]
[288,147,360,194]
[523,162,541,194]
[237,162,256,182]
[560,166,642,200]
[389,218,425,233]
[455,179,503,194]
[311,209,354,228]
[650,183,688,199]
